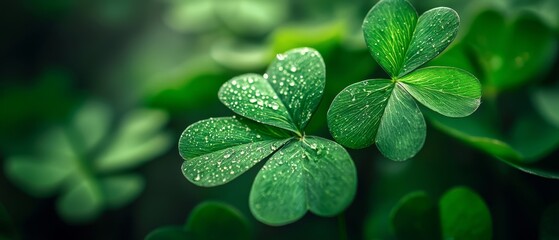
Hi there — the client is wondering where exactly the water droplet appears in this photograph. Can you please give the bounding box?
[249,98,257,103]
[194,174,200,181]
[277,54,286,60]
[263,73,269,79]
[271,103,279,110]
[290,67,297,72]
[224,153,231,159]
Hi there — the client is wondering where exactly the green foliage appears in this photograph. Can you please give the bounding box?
[4,102,172,223]
[533,86,559,128]
[391,187,492,240]
[426,106,559,178]
[328,0,481,161]
[0,69,78,152]
[390,192,440,239]
[179,48,357,225]
[164,0,287,35]
[464,10,556,92]
[145,201,251,240]
[424,9,559,178]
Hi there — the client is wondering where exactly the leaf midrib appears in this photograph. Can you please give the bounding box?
[399,81,478,100]
[395,15,418,78]
[374,82,398,144]
[188,138,292,160]
[262,73,303,136]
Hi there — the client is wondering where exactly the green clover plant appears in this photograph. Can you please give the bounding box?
[146,201,251,240]
[179,47,357,226]
[391,187,492,240]
[4,102,172,223]
[424,9,559,178]
[327,0,482,161]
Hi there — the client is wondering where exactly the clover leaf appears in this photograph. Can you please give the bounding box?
[464,10,556,92]
[179,47,357,225]
[391,187,492,240]
[4,102,172,223]
[327,0,481,161]
[427,103,559,179]
[145,201,251,240]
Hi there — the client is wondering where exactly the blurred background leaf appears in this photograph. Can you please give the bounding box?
[390,187,492,240]
[4,102,171,223]
[146,201,251,240]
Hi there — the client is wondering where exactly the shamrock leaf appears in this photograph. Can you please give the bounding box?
[145,201,251,240]
[179,48,357,225]
[464,10,556,91]
[4,102,172,223]
[533,86,559,129]
[391,187,492,240]
[328,0,481,161]
[426,104,559,179]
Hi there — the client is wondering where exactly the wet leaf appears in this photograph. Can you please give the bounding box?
[328,0,480,161]
[328,80,394,149]
[439,187,492,240]
[219,48,325,134]
[250,137,356,225]
[328,80,426,160]
[399,67,481,117]
[145,201,250,240]
[4,102,171,223]
[180,48,357,225]
[363,0,458,78]
[179,117,291,187]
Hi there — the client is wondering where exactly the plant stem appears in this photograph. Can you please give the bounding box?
[338,213,348,240]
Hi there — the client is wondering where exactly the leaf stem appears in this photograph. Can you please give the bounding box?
[338,213,348,240]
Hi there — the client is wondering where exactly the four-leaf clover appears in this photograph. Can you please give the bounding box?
[327,0,482,161]
[179,48,357,225]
